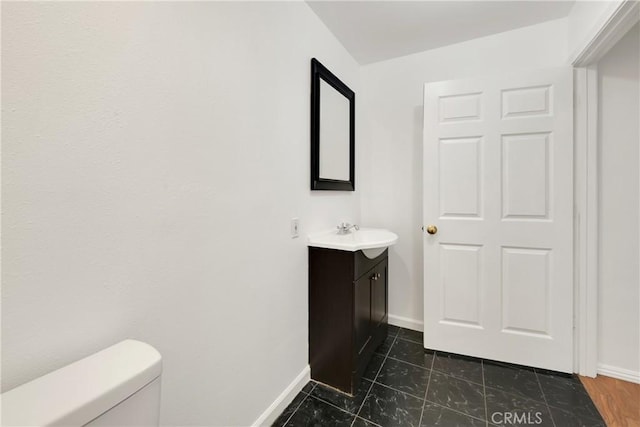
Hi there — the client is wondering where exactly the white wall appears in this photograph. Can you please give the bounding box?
[597,23,640,379]
[360,18,570,328]
[1,2,361,425]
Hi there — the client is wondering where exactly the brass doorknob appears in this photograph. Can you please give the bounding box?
[425,225,438,235]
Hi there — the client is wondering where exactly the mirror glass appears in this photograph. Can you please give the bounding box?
[311,58,355,191]
[319,79,350,181]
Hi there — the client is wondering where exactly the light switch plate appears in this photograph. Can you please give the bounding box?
[291,218,300,238]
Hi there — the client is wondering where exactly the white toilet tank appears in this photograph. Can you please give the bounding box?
[1,340,162,426]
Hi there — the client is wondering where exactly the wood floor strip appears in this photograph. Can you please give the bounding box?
[579,374,640,426]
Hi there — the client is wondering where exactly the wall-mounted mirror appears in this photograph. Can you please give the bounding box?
[311,58,355,191]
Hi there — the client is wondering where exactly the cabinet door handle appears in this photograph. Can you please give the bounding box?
[371,273,381,281]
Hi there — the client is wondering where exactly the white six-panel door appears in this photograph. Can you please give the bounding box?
[423,68,573,372]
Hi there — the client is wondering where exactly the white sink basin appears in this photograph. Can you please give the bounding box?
[308,228,398,258]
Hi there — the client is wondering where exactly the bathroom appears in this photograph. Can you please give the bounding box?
[2,1,639,426]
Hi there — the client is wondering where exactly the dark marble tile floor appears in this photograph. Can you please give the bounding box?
[272,326,605,427]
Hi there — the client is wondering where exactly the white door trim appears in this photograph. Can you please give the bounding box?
[573,65,599,377]
[571,0,639,377]
[571,0,640,67]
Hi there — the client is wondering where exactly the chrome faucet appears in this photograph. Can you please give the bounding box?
[337,222,359,235]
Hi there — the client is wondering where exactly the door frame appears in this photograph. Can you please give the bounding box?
[571,0,639,377]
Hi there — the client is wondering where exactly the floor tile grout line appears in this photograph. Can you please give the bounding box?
[281,391,310,427]
[301,328,596,427]
[482,382,557,407]
[413,362,486,387]
[304,393,364,419]
[308,382,317,394]
[350,333,398,426]
[381,347,488,388]
[394,336,423,345]
[381,354,433,371]
[422,398,490,424]
[534,372,604,423]
[433,371,484,388]
[355,372,491,424]
[349,380,375,427]
[369,378,429,401]
[533,369,557,427]
[314,326,400,427]
[385,354,500,396]
[482,366,597,425]
[303,373,588,427]
[354,415,383,427]
[481,360,490,427]
[306,380,387,424]
[281,382,316,426]
[417,349,437,426]
[313,328,414,427]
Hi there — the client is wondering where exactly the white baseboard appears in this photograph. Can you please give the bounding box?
[252,365,310,427]
[388,314,424,332]
[597,363,640,384]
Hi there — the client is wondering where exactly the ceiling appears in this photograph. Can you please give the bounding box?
[307,1,575,64]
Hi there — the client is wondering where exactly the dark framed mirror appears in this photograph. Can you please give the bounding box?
[311,58,355,191]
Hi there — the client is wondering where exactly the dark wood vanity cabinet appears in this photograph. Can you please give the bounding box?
[309,247,389,395]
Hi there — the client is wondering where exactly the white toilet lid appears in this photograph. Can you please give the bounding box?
[1,340,162,426]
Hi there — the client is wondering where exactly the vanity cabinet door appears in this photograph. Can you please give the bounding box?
[354,273,372,356]
[371,259,388,328]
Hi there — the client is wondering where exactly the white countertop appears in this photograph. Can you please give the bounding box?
[307,227,398,252]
